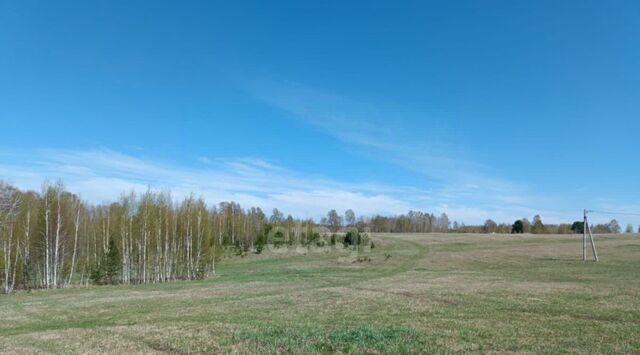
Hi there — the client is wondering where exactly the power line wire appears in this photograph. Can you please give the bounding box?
[586,209,640,216]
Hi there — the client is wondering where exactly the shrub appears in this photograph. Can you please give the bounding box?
[344,231,369,247]
[343,231,358,246]
[271,230,286,247]
[307,232,322,246]
[255,231,267,254]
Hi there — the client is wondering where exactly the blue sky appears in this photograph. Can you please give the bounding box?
[1,1,639,226]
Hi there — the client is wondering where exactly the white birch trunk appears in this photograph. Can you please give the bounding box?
[52,198,62,288]
[67,205,80,286]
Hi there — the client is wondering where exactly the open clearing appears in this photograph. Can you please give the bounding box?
[1,233,639,354]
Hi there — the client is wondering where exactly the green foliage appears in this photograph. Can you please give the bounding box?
[254,228,268,254]
[105,239,120,284]
[4,234,640,353]
[571,221,585,234]
[511,220,524,234]
[343,230,369,247]
[90,239,120,285]
[343,231,358,246]
[330,233,336,246]
[195,262,206,280]
[89,264,104,286]
[270,230,286,247]
[236,325,431,354]
[307,232,322,246]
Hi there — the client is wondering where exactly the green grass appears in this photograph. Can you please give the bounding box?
[1,233,639,354]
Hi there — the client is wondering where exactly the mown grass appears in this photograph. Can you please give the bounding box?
[1,233,639,354]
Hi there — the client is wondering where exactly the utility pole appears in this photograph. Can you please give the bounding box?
[583,210,587,261]
[583,210,598,262]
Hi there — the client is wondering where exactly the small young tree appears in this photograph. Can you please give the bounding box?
[344,209,356,227]
[254,230,267,254]
[343,230,358,246]
[104,239,120,285]
[532,215,545,234]
[269,208,284,225]
[483,219,498,233]
[511,220,523,234]
[625,224,634,234]
[608,219,621,234]
[90,239,120,285]
[327,210,342,233]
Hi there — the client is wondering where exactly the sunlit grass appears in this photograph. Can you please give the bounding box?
[1,233,639,353]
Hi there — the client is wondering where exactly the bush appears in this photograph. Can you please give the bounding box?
[271,230,286,247]
[307,232,322,246]
[343,231,358,246]
[255,231,267,254]
[344,231,368,247]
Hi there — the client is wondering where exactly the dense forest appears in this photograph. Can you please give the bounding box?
[0,181,635,294]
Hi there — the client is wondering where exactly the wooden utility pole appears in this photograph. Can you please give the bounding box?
[583,210,598,262]
[583,210,587,261]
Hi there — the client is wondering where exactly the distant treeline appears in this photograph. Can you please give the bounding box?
[1,181,637,293]
[357,213,636,235]
[455,216,635,235]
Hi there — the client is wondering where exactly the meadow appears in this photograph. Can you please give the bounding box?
[1,233,639,354]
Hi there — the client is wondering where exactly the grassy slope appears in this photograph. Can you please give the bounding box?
[1,233,639,354]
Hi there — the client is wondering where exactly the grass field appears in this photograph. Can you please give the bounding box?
[1,233,639,354]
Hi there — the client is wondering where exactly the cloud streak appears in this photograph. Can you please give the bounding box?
[0,146,585,224]
[2,74,617,224]
[0,148,425,219]
[247,81,564,215]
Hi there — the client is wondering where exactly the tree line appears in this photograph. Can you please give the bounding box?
[475,215,635,235]
[0,181,324,294]
[2,180,638,294]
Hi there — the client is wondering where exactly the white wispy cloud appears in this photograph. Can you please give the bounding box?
[1,147,624,224]
[0,148,422,219]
